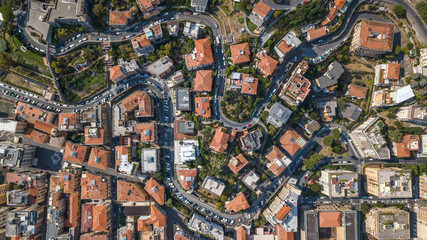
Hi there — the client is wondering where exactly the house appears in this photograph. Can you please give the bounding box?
[25,128,50,144]
[319,170,359,198]
[80,172,109,200]
[274,30,302,60]
[174,139,199,165]
[137,203,166,239]
[144,178,165,205]
[131,34,154,57]
[0,142,37,168]
[371,85,415,107]
[135,123,157,143]
[242,170,260,190]
[248,1,273,27]
[188,213,224,240]
[318,100,337,122]
[121,90,153,118]
[321,5,339,26]
[225,192,249,212]
[350,20,395,57]
[306,27,327,41]
[267,102,292,128]
[366,207,410,239]
[229,72,259,95]
[15,101,55,124]
[141,148,159,173]
[167,20,179,37]
[5,206,45,239]
[190,0,208,12]
[81,201,112,234]
[194,97,211,118]
[176,88,192,112]
[87,147,109,170]
[109,59,140,83]
[116,180,148,202]
[109,10,133,28]
[176,168,197,191]
[256,51,278,77]
[185,38,214,70]
[374,62,401,86]
[85,127,104,145]
[266,146,291,176]
[63,142,89,165]
[210,127,230,153]
[193,70,213,93]
[346,84,368,99]
[146,56,174,79]
[279,61,311,106]
[279,128,307,157]
[304,119,321,135]
[201,176,226,197]
[240,130,263,153]
[144,23,163,41]
[396,105,427,126]
[58,112,82,131]
[115,146,139,176]
[183,22,202,39]
[393,134,420,158]
[342,103,362,122]
[135,0,161,18]
[315,61,344,92]
[174,119,196,140]
[230,42,251,65]
[228,154,249,174]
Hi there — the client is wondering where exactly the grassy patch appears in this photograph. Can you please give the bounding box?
[52,24,84,43]
[415,1,427,25]
[247,20,258,32]
[111,41,136,63]
[221,90,258,122]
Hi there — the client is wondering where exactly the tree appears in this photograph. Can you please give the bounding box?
[407,42,414,50]
[388,129,403,143]
[332,145,342,154]
[303,153,321,170]
[215,201,223,210]
[323,136,334,146]
[394,45,401,55]
[332,128,340,140]
[393,5,406,18]
[0,39,7,52]
[166,199,173,208]
[273,10,281,19]
[220,195,228,202]
[310,182,322,192]
[0,53,12,70]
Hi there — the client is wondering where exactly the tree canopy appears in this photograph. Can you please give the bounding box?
[393,5,406,18]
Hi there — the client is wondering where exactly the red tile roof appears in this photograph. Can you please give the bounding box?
[93,204,108,231]
[58,112,80,131]
[266,146,287,176]
[121,90,153,117]
[395,134,420,158]
[144,177,165,205]
[346,84,368,99]
[230,42,251,65]
[117,180,148,201]
[225,192,250,212]
[109,10,132,26]
[135,123,156,143]
[318,212,342,228]
[307,27,327,41]
[257,52,278,76]
[210,128,230,153]
[137,203,166,231]
[87,148,109,170]
[15,101,55,124]
[176,168,197,190]
[132,34,151,48]
[49,172,76,194]
[80,235,108,240]
[194,97,211,118]
[228,154,249,174]
[385,62,400,80]
[276,40,294,56]
[275,205,291,220]
[236,227,246,240]
[334,0,346,9]
[275,224,294,240]
[193,70,213,92]
[279,128,306,157]
[252,1,272,19]
[65,192,79,228]
[110,65,124,82]
[358,20,395,52]
[81,173,108,200]
[85,127,104,145]
[235,73,259,95]
[186,38,214,69]
[63,142,89,164]
[321,6,339,26]
[25,128,50,144]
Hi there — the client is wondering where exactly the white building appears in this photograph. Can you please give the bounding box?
[174,140,199,165]
[188,213,224,240]
[141,148,158,173]
[0,119,26,133]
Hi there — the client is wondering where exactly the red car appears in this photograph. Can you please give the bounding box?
[346,148,349,152]
[65,41,68,44]
[247,124,252,127]
[304,176,307,180]
[303,0,308,3]
[311,180,315,183]
[121,37,125,39]
[189,12,193,14]
[330,162,333,164]
[222,80,225,83]
[26,41,30,45]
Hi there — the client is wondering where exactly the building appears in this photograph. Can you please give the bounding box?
[372,85,415,107]
[174,139,199,165]
[25,127,50,144]
[393,134,420,158]
[279,61,311,106]
[321,5,339,26]
[225,192,249,212]
[240,130,263,153]
[418,206,427,240]
[81,201,112,234]
[266,146,291,176]
[315,61,344,92]
[304,119,321,135]
[365,166,412,198]
[274,30,302,60]
[185,38,214,70]
[210,127,231,153]
[228,154,249,175]
[342,103,363,122]
[135,0,161,18]
[136,123,157,143]
[174,119,195,140]
[146,56,174,79]
[188,213,224,240]
[15,101,55,124]
[279,128,307,158]
[0,119,27,133]
[267,102,292,128]
[319,170,358,198]
[117,224,135,240]
[120,90,153,119]
[256,51,278,77]
[349,117,390,159]
[229,72,259,95]
[0,207,10,239]
[306,27,327,41]
[190,0,208,12]
[5,206,45,239]
[141,148,159,173]
[374,62,401,86]
[87,147,109,170]
[81,172,109,200]
[350,20,395,57]
[109,10,133,28]
[110,59,140,83]
[194,97,211,118]
[85,127,104,145]
[193,70,213,93]
[144,178,165,205]
[201,176,226,197]
[248,1,273,27]
[420,174,427,200]
[318,100,337,122]
[131,34,154,57]
[0,184,9,204]
[137,203,166,239]
[242,170,260,190]
[230,42,251,65]
[183,22,202,39]
[58,113,82,131]
[366,207,409,239]
[144,23,163,41]
[116,180,148,202]
[0,142,36,168]
[176,88,192,112]
[346,84,368,99]
[176,168,197,191]
[115,146,139,176]
[167,20,179,37]
[6,171,48,206]
[396,105,427,126]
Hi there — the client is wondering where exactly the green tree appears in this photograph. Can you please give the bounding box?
[332,145,342,154]
[332,128,340,140]
[323,136,334,146]
[215,201,223,210]
[393,5,406,18]
[407,42,414,50]
[388,129,403,143]
[93,4,104,18]
[0,39,7,52]
[310,182,322,192]
[220,195,228,202]
[394,45,401,55]
[0,53,12,70]
[303,153,321,170]
[166,199,173,208]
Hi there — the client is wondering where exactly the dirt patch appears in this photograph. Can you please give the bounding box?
[2,73,45,95]
[345,56,375,73]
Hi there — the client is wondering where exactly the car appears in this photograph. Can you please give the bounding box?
[303,0,308,3]
[346,148,349,152]
[121,36,126,39]
[247,124,252,127]
[76,34,81,38]
[242,126,247,129]
[26,41,30,45]
[304,176,307,180]
[189,12,193,14]
[222,79,225,83]
[215,24,219,28]
[194,12,199,15]
[234,128,237,130]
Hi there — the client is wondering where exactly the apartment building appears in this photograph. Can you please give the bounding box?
[350,20,395,57]
[365,166,412,198]
[366,207,409,239]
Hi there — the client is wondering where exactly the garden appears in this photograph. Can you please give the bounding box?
[52,24,84,43]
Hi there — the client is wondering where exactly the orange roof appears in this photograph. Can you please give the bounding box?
[135,123,156,143]
[15,101,55,124]
[137,204,166,231]
[275,224,294,240]
[279,128,306,157]
[358,20,395,52]
[193,70,213,92]
[318,212,342,228]
[87,148,109,170]
[275,205,291,220]
[194,97,211,118]
[121,90,153,117]
[334,0,346,9]
[109,10,132,26]
[117,180,148,201]
[93,205,108,231]
[25,128,49,144]
[346,84,368,99]
[175,235,188,240]
[58,112,80,131]
[252,1,272,19]
[266,146,286,176]
[63,142,89,164]
[210,128,230,153]
[385,62,400,80]
[50,191,62,208]
[321,6,339,26]
[144,177,165,205]
[176,168,197,190]
[85,127,104,145]
[307,27,327,40]
[236,227,246,240]
[132,34,151,49]
[150,24,162,36]
[115,146,129,166]
[231,73,259,95]
[228,154,249,174]
[65,192,79,228]
[230,42,251,65]
[257,52,278,76]
[33,120,57,134]
[136,0,157,9]
[186,38,214,68]
[284,74,311,102]
[81,173,108,200]
[225,192,250,212]
[276,40,294,56]
[49,172,76,194]
[110,65,124,82]
[396,134,420,158]
[80,235,108,240]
